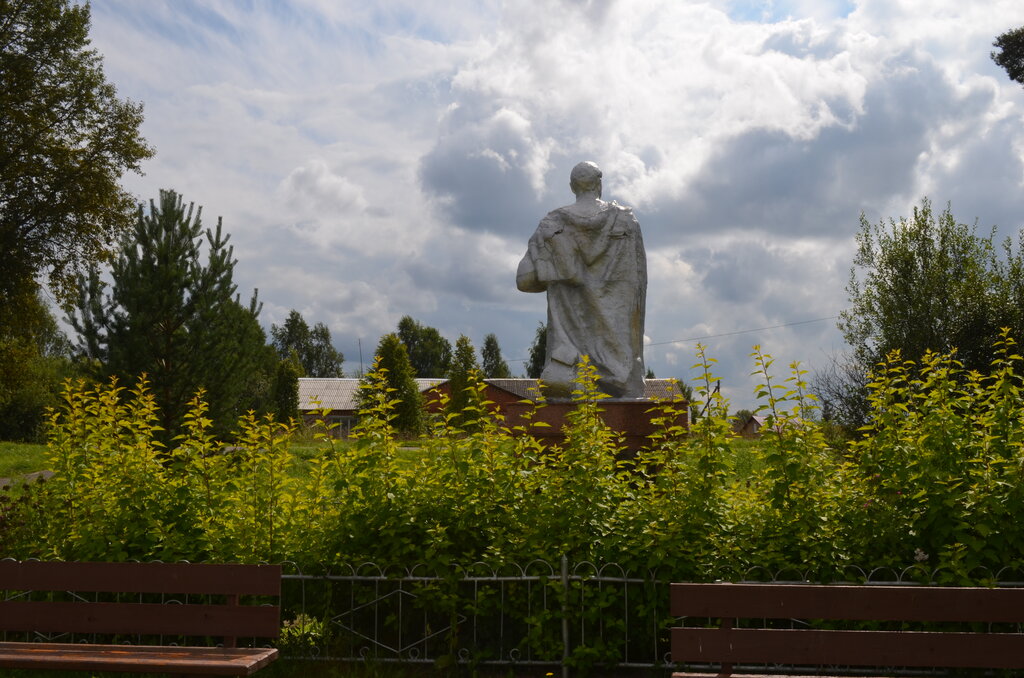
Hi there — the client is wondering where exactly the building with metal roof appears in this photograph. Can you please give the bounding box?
[299,377,687,437]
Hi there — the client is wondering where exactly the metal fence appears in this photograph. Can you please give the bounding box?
[276,560,1024,671]
[278,558,667,671]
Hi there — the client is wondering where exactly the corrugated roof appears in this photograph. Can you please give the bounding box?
[299,377,446,411]
[298,378,361,411]
[485,379,543,399]
[644,379,686,400]
[299,377,685,411]
[415,378,446,391]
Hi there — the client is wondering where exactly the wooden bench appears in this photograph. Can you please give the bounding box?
[670,582,1024,677]
[0,560,281,675]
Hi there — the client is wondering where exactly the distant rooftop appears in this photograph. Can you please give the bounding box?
[298,378,360,412]
[299,377,685,412]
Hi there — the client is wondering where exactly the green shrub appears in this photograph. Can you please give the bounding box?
[849,329,1024,581]
[7,337,1024,583]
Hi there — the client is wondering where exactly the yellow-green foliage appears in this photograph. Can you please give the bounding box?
[9,339,1024,584]
[847,329,1024,582]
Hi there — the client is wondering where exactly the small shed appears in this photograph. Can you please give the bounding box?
[733,414,766,438]
[298,378,361,437]
[298,377,443,436]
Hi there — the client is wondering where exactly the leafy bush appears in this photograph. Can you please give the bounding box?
[848,329,1024,581]
[0,477,48,559]
[6,339,1024,671]
[6,338,1024,585]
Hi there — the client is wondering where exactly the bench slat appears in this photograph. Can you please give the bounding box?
[0,601,280,638]
[673,673,893,678]
[0,561,281,596]
[672,628,1024,670]
[0,642,278,676]
[671,583,1024,622]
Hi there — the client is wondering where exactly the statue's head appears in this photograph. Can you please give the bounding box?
[570,161,602,197]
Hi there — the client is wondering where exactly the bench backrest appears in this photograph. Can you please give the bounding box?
[671,582,1024,622]
[671,582,1024,671]
[0,561,281,647]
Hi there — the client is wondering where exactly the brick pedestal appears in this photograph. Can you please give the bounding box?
[501,399,688,452]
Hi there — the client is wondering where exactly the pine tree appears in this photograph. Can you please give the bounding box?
[271,351,303,421]
[446,335,483,427]
[526,322,547,379]
[69,189,271,436]
[481,333,511,378]
[363,333,422,435]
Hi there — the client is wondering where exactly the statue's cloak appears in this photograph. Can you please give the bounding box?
[517,201,646,398]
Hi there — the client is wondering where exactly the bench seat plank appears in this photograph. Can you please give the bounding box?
[1,562,281,675]
[673,674,893,678]
[672,628,1024,670]
[0,642,278,676]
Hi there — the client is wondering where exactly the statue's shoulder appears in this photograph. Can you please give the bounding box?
[545,201,637,231]
[552,201,608,221]
[533,208,567,239]
[609,201,639,228]
[548,205,576,219]
[607,200,635,215]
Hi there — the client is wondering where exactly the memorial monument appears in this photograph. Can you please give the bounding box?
[516,161,647,398]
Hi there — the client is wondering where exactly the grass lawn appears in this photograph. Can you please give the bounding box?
[728,437,765,479]
[0,441,48,478]
[0,433,770,483]
[0,436,357,482]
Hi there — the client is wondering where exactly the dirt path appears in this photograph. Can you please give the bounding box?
[0,469,53,489]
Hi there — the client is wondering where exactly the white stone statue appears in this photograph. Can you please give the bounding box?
[517,161,647,398]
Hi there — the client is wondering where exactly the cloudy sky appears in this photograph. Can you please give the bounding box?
[84,0,1024,409]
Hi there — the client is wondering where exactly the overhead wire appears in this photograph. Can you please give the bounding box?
[508,314,840,362]
[646,315,840,347]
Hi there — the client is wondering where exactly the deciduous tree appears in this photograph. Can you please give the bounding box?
[992,25,1024,86]
[396,315,451,377]
[271,309,344,377]
[825,198,1024,435]
[272,351,303,422]
[0,0,153,304]
[0,284,72,440]
[839,199,1011,373]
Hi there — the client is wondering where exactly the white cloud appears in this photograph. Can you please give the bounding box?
[83,0,1024,407]
[282,160,369,214]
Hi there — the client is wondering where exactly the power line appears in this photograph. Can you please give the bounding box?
[508,314,840,362]
[646,315,839,347]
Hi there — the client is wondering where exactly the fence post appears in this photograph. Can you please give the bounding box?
[561,555,570,678]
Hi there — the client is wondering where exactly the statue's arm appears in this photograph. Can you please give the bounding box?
[518,213,574,291]
[516,251,544,292]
